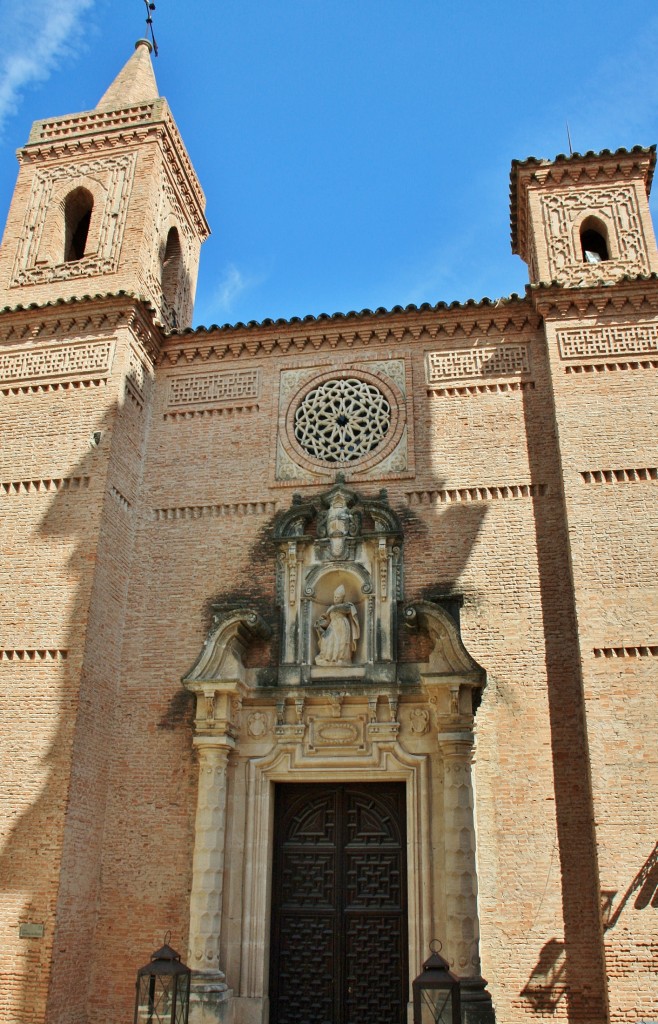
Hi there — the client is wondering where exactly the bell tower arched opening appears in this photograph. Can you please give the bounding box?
[580,215,610,263]
[162,226,182,312]
[64,187,94,262]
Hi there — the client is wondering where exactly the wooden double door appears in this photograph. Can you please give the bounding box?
[269,782,408,1024]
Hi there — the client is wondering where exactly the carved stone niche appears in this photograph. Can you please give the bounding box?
[274,480,403,685]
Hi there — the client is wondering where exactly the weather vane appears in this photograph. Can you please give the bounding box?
[142,0,159,56]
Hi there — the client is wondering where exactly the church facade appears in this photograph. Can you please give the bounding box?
[0,39,656,1024]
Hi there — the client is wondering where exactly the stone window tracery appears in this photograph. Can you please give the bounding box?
[293,377,391,463]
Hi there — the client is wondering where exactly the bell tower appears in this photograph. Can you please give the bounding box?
[511,146,658,287]
[0,39,209,329]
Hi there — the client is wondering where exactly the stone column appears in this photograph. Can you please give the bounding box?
[188,737,234,1024]
[438,730,495,1024]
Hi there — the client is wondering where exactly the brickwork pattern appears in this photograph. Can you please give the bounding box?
[167,368,260,409]
[425,342,530,383]
[0,340,115,386]
[556,322,658,360]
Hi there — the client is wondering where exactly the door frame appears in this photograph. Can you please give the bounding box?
[237,742,432,1023]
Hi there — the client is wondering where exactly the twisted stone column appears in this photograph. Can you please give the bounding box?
[438,730,494,1024]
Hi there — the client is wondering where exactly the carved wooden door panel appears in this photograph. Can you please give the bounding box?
[270,782,408,1024]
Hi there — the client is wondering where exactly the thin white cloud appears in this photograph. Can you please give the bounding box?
[211,264,260,317]
[0,0,94,133]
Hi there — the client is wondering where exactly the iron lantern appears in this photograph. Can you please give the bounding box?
[134,936,191,1024]
[412,943,461,1024]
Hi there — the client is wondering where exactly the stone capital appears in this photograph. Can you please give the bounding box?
[437,730,475,759]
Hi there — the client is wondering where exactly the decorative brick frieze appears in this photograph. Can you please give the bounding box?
[124,344,154,409]
[109,486,132,512]
[167,368,260,412]
[1,378,108,397]
[0,307,129,345]
[556,323,658,361]
[152,501,277,521]
[581,467,657,484]
[565,359,658,374]
[406,483,547,505]
[1,476,90,496]
[0,340,115,388]
[593,645,658,659]
[425,343,531,385]
[126,346,147,401]
[0,649,67,661]
[428,380,535,397]
[540,185,650,285]
[11,155,137,287]
[163,405,259,422]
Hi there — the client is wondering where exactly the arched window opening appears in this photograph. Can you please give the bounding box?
[64,188,94,262]
[580,218,610,263]
[162,227,182,313]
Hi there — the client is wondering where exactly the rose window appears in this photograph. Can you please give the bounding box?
[293,377,391,463]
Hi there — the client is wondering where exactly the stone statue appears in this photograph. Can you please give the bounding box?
[314,585,360,666]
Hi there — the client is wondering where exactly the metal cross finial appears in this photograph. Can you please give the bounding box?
[142,0,159,56]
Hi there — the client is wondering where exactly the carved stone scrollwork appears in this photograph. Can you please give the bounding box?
[404,601,484,681]
[287,541,300,605]
[184,608,272,687]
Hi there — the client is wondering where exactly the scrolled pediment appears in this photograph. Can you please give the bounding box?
[404,601,484,681]
[183,608,272,687]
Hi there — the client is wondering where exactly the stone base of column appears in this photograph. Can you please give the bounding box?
[189,971,234,1024]
[460,975,496,1024]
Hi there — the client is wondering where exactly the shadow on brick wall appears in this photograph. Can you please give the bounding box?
[522,842,658,1012]
[0,402,124,1023]
[521,380,609,1020]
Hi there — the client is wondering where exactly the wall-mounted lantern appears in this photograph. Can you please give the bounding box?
[134,935,191,1024]
[412,942,461,1024]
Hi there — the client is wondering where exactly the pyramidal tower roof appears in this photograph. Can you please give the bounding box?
[96,39,159,110]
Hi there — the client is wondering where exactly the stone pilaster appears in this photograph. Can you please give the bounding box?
[188,738,233,1024]
[438,730,495,1024]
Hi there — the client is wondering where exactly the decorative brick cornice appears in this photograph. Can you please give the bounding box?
[25,103,160,146]
[0,292,163,351]
[160,298,540,366]
[529,276,658,320]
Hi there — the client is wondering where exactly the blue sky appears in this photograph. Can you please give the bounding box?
[1,0,657,327]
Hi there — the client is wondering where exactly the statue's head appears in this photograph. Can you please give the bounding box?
[333,584,346,602]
